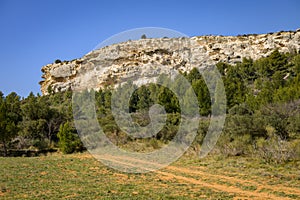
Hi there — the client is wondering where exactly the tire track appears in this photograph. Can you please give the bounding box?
[99,154,298,200]
[100,154,300,196]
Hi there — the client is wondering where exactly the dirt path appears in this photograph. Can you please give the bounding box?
[99,154,300,200]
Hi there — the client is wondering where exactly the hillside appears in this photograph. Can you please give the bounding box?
[40,29,300,95]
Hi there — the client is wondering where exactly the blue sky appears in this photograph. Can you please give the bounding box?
[0,0,299,97]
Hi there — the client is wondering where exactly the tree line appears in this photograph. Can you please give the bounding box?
[0,50,300,163]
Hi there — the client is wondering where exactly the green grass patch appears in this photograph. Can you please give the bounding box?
[0,152,299,199]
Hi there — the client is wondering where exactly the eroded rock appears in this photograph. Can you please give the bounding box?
[40,30,300,95]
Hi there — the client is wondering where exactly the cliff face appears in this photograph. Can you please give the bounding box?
[40,30,300,95]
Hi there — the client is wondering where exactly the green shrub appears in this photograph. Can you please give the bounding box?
[141,34,147,39]
[31,139,49,150]
[149,138,159,149]
[57,122,83,154]
[54,59,61,64]
[255,126,294,164]
[217,133,252,156]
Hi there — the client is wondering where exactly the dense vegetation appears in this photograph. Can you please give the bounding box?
[1,50,300,163]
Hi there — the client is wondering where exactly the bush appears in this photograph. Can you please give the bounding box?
[31,139,49,150]
[255,126,295,164]
[149,138,160,149]
[54,59,61,64]
[217,133,252,156]
[141,34,147,39]
[57,122,83,154]
[194,118,210,145]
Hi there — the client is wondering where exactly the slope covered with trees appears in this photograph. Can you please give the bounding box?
[0,50,299,163]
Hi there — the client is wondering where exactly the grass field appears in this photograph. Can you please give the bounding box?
[0,152,299,199]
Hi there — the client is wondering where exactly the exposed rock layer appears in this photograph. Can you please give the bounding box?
[40,30,300,95]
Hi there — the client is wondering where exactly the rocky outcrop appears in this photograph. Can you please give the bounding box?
[40,29,300,95]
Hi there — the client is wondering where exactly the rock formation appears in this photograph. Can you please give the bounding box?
[40,29,300,95]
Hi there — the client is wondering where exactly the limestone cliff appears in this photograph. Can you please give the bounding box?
[40,29,300,95]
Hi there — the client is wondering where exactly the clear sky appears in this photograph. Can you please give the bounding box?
[0,0,299,97]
